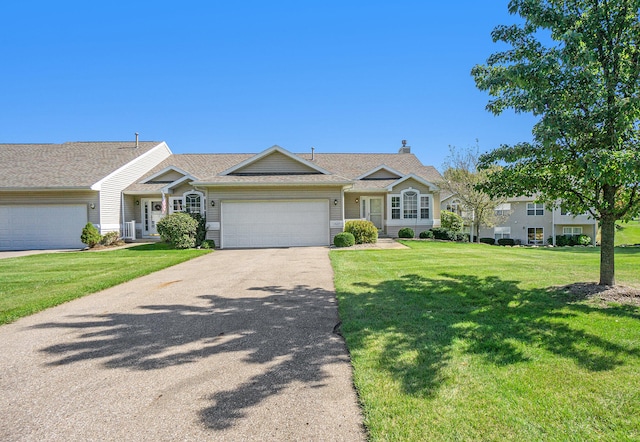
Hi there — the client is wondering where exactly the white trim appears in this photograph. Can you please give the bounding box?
[141,165,192,183]
[387,173,439,192]
[160,175,196,194]
[90,142,170,190]
[218,145,332,176]
[386,188,433,222]
[355,164,403,180]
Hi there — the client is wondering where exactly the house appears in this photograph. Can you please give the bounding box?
[477,196,598,245]
[0,141,171,250]
[124,144,442,248]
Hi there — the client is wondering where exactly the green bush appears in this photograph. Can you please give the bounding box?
[497,238,515,246]
[431,227,454,240]
[454,232,470,242]
[397,227,414,238]
[479,237,496,245]
[577,234,592,246]
[441,210,464,232]
[80,223,102,248]
[555,234,592,246]
[100,231,121,246]
[200,239,216,249]
[156,212,198,249]
[334,232,356,247]
[345,220,378,244]
[188,212,207,247]
[419,230,434,239]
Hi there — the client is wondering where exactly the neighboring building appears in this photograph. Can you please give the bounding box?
[0,141,171,250]
[477,196,598,245]
[125,144,442,249]
[1,141,442,250]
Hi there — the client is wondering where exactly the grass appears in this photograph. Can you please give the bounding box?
[331,241,640,441]
[616,220,640,246]
[0,243,211,325]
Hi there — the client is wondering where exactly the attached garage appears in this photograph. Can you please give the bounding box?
[0,205,88,251]
[221,200,330,248]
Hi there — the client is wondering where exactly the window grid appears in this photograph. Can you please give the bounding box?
[527,203,544,216]
[391,196,400,219]
[403,191,417,219]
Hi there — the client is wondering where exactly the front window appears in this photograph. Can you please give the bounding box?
[494,226,511,240]
[563,227,582,236]
[495,203,511,216]
[528,227,544,245]
[420,196,430,219]
[185,193,202,214]
[171,198,184,213]
[527,203,544,216]
[391,196,400,219]
[403,191,417,219]
[389,189,432,221]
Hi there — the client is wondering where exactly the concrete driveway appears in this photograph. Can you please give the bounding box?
[0,248,366,441]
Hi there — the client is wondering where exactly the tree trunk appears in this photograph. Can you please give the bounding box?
[599,184,617,286]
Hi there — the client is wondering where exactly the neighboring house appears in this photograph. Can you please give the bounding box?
[124,144,442,249]
[0,141,171,250]
[477,196,598,245]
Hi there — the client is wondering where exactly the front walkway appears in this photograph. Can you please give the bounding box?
[0,248,366,441]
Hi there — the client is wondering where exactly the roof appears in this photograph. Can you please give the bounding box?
[0,141,166,189]
[127,148,443,192]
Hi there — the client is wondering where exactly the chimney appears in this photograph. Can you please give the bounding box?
[398,139,411,154]
[135,132,139,149]
[311,146,315,161]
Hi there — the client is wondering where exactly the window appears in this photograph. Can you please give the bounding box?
[495,203,511,216]
[403,191,417,219]
[420,196,430,219]
[185,193,202,214]
[528,227,544,245]
[446,199,461,215]
[563,227,582,236]
[171,198,183,213]
[391,196,400,219]
[527,203,544,216]
[494,226,511,240]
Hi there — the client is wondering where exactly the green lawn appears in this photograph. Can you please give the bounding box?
[616,220,640,246]
[331,242,640,441]
[0,243,210,325]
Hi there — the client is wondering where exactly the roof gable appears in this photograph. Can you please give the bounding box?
[388,174,439,192]
[221,145,330,176]
[141,166,193,184]
[356,165,403,181]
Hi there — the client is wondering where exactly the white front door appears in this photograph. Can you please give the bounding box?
[361,197,383,229]
[142,199,164,236]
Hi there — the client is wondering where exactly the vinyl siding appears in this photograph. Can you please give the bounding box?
[232,151,320,175]
[0,190,100,225]
[152,170,187,182]
[364,169,401,179]
[205,186,343,246]
[98,143,171,232]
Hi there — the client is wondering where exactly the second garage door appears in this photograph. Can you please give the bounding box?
[221,200,330,248]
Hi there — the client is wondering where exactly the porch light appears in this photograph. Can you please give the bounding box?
[355,198,359,204]
[90,203,95,209]
[211,200,216,207]
[334,199,338,206]
[135,200,140,206]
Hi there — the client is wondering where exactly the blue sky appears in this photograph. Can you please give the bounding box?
[1,1,537,170]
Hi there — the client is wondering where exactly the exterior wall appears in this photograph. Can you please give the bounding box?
[204,186,343,247]
[0,190,100,225]
[98,143,171,233]
[233,152,318,174]
[553,223,599,243]
[479,201,553,244]
[385,178,441,237]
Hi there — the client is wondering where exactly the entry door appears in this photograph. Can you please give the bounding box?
[142,199,164,236]
[361,197,383,229]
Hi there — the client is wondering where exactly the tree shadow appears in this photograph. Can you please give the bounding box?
[340,273,640,398]
[31,284,349,430]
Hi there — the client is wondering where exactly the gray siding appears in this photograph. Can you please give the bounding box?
[98,143,171,232]
[0,190,100,225]
[232,152,319,175]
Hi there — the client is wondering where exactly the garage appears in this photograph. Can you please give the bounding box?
[221,200,330,248]
[0,205,88,251]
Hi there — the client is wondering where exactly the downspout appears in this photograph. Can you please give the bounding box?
[121,193,125,237]
[552,205,555,246]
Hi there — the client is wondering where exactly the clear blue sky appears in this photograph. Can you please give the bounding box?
[1,1,536,171]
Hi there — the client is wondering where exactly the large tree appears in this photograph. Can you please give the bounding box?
[472,0,640,286]
[440,145,509,242]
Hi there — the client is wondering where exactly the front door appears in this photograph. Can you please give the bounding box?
[361,197,383,230]
[142,199,164,237]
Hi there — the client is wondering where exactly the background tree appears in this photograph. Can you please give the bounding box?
[472,0,640,286]
[440,144,509,242]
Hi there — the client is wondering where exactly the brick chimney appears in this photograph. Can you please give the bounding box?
[398,139,411,154]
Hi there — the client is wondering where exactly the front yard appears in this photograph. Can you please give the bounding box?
[331,241,640,441]
[0,243,210,325]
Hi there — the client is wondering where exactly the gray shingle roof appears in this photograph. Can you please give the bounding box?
[0,141,165,189]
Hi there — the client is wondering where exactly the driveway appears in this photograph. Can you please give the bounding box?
[0,248,366,441]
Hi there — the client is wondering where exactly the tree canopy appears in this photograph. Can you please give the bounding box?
[472,0,640,285]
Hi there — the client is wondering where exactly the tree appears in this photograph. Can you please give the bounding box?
[472,0,640,286]
[440,144,509,242]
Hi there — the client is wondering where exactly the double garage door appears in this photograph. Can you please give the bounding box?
[0,205,87,251]
[221,200,330,248]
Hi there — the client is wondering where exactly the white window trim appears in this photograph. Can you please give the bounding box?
[527,202,544,216]
[169,191,206,215]
[386,188,433,225]
[563,226,582,236]
[528,227,545,245]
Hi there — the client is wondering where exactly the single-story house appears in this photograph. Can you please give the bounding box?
[0,141,171,250]
[1,140,442,250]
[125,144,443,248]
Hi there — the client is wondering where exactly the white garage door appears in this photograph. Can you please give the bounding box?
[0,205,88,251]
[222,200,330,248]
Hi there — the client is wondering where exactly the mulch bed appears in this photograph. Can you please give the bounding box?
[559,282,640,306]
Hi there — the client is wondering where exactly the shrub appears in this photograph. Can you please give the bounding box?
[200,239,216,249]
[334,232,356,247]
[188,212,207,247]
[398,227,415,239]
[419,230,434,239]
[479,237,495,245]
[431,227,454,241]
[454,232,470,242]
[345,220,378,244]
[577,234,592,246]
[441,210,464,232]
[156,212,198,249]
[80,223,102,248]
[100,231,121,246]
[497,238,515,246]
